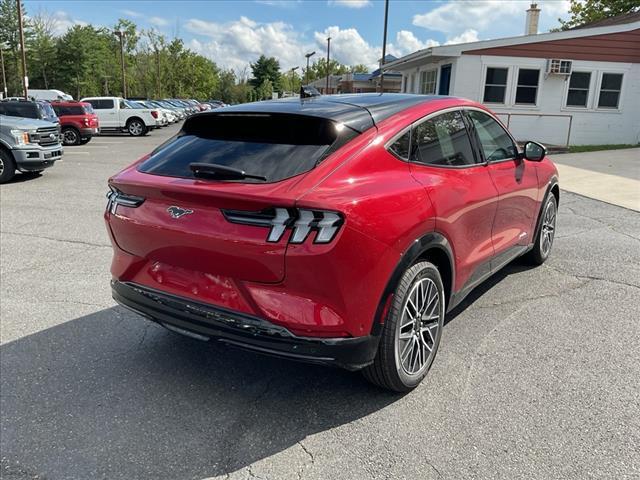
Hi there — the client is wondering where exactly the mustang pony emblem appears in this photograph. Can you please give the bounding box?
[167,206,194,219]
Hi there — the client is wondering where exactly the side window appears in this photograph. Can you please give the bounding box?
[119,99,128,109]
[467,110,517,162]
[388,130,411,160]
[410,111,476,167]
[483,67,508,103]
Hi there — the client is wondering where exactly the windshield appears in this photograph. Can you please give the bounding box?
[138,113,358,183]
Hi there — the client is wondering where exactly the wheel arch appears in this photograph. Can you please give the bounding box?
[126,116,145,126]
[371,231,455,335]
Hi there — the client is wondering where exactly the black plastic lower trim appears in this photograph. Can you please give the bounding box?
[111,280,380,371]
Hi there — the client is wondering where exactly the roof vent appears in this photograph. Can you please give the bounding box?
[525,3,541,35]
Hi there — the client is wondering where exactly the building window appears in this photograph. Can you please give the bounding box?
[420,70,437,95]
[483,67,508,103]
[408,73,415,93]
[566,72,591,108]
[598,73,623,108]
[515,68,539,105]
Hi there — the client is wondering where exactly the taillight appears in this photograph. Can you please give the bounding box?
[151,110,158,119]
[222,208,343,244]
[106,187,145,214]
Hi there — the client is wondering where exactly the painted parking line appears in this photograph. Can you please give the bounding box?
[63,151,90,155]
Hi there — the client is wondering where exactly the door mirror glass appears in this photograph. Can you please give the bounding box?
[523,141,546,161]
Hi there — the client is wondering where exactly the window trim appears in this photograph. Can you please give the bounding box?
[513,67,541,106]
[563,70,592,109]
[596,71,624,111]
[482,66,509,105]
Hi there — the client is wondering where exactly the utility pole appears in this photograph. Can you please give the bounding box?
[0,47,7,99]
[155,48,161,98]
[304,51,315,87]
[17,0,28,99]
[325,36,331,94]
[380,0,389,93]
[115,30,127,98]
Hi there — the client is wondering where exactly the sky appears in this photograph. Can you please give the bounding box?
[23,0,572,73]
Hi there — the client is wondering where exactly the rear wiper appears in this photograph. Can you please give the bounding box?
[189,162,267,181]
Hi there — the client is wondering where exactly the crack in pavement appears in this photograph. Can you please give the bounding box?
[544,264,640,290]
[1,230,111,248]
[563,205,640,242]
[296,440,315,480]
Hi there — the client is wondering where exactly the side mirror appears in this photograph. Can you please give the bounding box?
[522,141,546,162]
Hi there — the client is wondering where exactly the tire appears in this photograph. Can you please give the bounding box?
[0,149,16,184]
[127,119,147,137]
[523,194,557,265]
[363,261,445,392]
[62,127,81,146]
[79,137,91,145]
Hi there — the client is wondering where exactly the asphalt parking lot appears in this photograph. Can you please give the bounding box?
[1,124,639,480]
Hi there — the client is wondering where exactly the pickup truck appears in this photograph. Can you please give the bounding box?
[0,114,63,183]
[80,96,161,136]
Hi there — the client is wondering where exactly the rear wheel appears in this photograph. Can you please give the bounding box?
[523,194,557,265]
[363,261,445,392]
[127,119,147,137]
[0,149,16,184]
[79,137,91,145]
[62,127,81,146]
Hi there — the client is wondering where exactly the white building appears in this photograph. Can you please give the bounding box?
[385,8,640,146]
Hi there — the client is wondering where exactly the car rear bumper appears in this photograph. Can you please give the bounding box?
[111,280,380,370]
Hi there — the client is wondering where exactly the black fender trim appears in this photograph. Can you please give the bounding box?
[531,176,559,246]
[370,231,455,336]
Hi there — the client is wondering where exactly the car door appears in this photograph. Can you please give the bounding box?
[465,109,539,268]
[97,99,117,128]
[407,109,499,292]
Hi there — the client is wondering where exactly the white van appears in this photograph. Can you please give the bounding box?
[28,89,73,101]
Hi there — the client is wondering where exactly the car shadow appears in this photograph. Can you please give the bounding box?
[444,260,537,325]
[1,306,401,479]
[2,171,44,185]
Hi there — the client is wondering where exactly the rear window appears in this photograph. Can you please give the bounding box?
[138,113,358,183]
[0,102,39,119]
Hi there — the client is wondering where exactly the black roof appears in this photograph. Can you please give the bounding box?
[211,94,449,132]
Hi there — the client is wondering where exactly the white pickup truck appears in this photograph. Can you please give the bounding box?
[80,96,161,136]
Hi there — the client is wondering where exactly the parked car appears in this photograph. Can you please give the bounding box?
[28,89,73,101]
[148,100,184,121]
[80,96,160,136]
[0,113,63,183]
[105,94,559,392]
[125,100,168,127]
[50,101,100,146]
[0,99,59,125]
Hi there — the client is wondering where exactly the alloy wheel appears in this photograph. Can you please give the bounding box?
[0,156,4,176]
[541,199,556,257]
[63,129,78,145]
[129,121,143,136]
[397,277,441,375]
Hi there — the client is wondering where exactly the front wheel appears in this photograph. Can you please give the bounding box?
[127,119,147,137]
[62,127,80,146]
[523,194,557,265]
[0,149,17,184]
[363,261,445,392]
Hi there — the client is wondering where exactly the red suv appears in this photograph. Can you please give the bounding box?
[50,101,99,146]
[105,94,558,391]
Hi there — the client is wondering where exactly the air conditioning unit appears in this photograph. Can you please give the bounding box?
[546,59,572,75]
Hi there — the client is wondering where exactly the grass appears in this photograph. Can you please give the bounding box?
[568,144,639,153]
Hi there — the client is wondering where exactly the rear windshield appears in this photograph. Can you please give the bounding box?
[138,113,358,183]
[0,102,39,119]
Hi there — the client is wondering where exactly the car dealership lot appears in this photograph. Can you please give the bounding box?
[1,126,639,479]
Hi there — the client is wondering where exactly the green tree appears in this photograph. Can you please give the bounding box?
[305,58,350,82]
[558,0,640,30]
[250,55,281,91]
[256,78,273,100]
[350,64,369,74]
[27,10,57,89]
[0,0,31,95]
